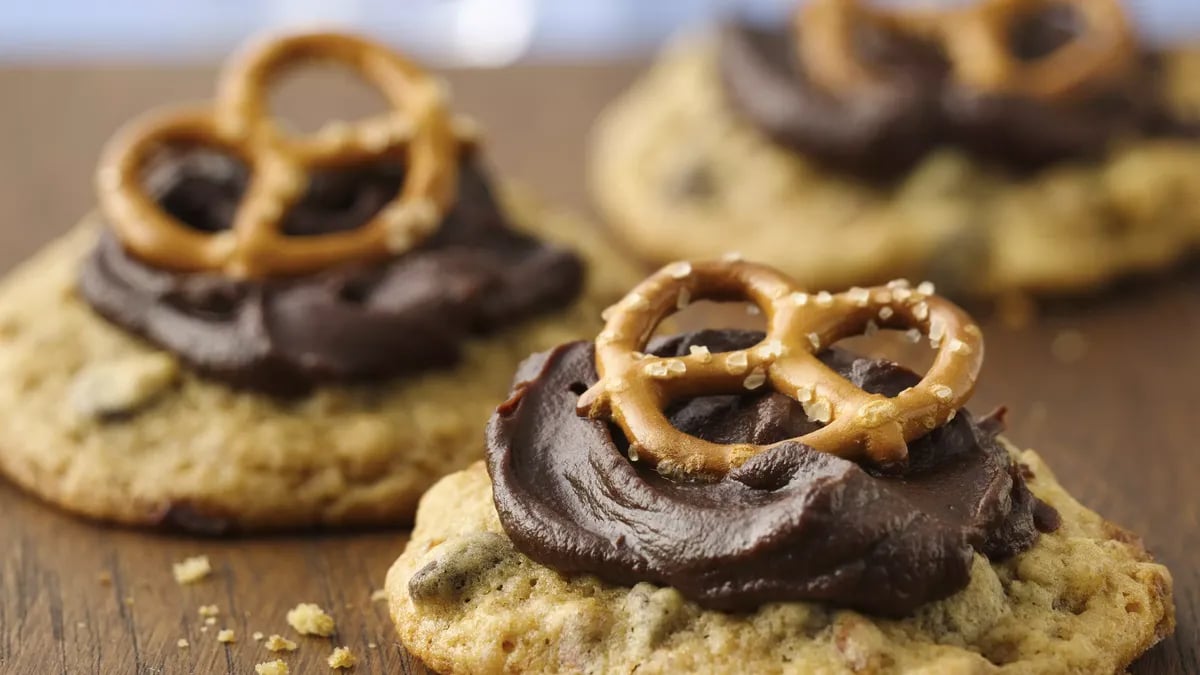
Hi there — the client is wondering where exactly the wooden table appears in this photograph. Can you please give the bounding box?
[0,63,1196,674]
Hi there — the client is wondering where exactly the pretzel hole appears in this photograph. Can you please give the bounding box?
[835,328,937,378]
[281,159,405,237]
[658,331,827,445]
[1008,3,1081,61]
[143,144,248,234]
[268,61,392,134]
[649,300,767,345]
[852,13,948,78]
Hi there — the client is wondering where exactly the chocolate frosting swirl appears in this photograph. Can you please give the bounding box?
[487,330,1053,617]
[718,13,1190,179]
[80,151,584,394]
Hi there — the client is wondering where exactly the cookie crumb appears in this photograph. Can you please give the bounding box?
[177,639,189,649]
[255,660,289,675]
[172,555,211,584]
[265,634,299,652]
[217,629,236,643]
[287,602,335,636]
[253,631,265,641]
[328,646,358,669]
[198,604,219,618]
[1051,330,1088,364]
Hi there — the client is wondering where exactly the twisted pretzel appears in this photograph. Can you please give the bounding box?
[577,261,984,478]
[799,0,1135,102]
[96,32,468,278]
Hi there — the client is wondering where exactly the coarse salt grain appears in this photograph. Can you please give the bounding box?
[677,287,691,309]
[665,261,692,279]
[802,398,832,424]
[932,385,954,401]
[689,345,712,362]
[815,291,834,307]
[878,306,894,321]
[929,319,946,347]
[743,369,767,390]
[847,287,870,307]
[644,362,670,378]
[758,340,786,359]
[626,293,650,311]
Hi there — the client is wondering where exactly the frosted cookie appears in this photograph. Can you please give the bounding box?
[387,260,1174,673]
[591,0,1200,296]
[0,31,635,532]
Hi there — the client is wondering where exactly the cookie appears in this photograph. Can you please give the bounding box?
[590,15,1200,296]
[388,450,1172,674]
[0,187,633,532]
[388,258,1173,673]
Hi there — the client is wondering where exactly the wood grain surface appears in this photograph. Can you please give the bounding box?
[0,63,1196,674]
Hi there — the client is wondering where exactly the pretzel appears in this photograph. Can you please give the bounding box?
[576,261,984,478]
[96,32,468,278]
[798,0,1135,103]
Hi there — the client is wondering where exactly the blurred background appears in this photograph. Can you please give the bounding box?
[2,0,1199,67]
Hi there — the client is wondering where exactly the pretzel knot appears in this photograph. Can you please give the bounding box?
[576,261,984,479]
[799,0,1135,102]
[96,32,466,278]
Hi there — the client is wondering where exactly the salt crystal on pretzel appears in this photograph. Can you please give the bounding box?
[96,32,474,279]
[576,260,985,479]
[798,0,1135,103]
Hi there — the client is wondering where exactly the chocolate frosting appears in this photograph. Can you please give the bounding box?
[487,330,1053,617]
[718,13,1191,179]
[80,151,584,394]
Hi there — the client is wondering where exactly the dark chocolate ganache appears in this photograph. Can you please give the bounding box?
[487,329,1055,617]
[718,9,1191,179]
[80,150,584,395]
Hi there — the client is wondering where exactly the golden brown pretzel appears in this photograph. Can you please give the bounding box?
[96,32,466,278]
[798,0,1135,102]
[577,261,984,478]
